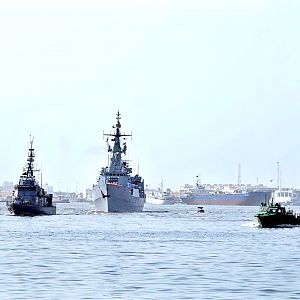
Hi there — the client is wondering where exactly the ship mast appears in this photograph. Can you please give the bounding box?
[22,136,40,180]
[104,111,131,173]
[237,163,241,190]
[277,161,280,190]
[26,137,35,178]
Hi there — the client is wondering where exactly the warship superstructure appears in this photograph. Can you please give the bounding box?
[7,138,56,216]
[92,112,145,212]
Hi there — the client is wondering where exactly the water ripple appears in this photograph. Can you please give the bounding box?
[0,203,300,299]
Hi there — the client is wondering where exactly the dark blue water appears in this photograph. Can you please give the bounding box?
[1,202,300,300]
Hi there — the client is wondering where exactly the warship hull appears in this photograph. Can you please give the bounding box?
[11,203,56,216]
[181,191,271,206]
[92,184,144,212]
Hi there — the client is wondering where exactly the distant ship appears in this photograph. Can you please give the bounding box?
[146,190,179,205]
[271,188,300,205]
[92,111,145,212]
[180,182,272,206]
[52,192,70,204]
[7,138,56,216]
[146,181,181,205]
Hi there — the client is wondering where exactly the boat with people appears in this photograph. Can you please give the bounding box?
[197,206,205,213]
[92,111,145,212]
[256,201,300,228]
[7,137,56,216]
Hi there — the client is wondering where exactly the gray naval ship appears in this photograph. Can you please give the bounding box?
[7,137,56,216]
[92,111,145,212]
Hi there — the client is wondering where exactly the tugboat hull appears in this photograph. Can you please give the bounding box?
[12,204,56,216]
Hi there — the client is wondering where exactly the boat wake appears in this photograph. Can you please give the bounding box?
[241,221,259,228]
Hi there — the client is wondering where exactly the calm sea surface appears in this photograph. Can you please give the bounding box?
[0,202,300,300]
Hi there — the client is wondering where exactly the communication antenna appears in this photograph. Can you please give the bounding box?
[40,161,43,188]
[237,163,241,188]
[277,161,280,190]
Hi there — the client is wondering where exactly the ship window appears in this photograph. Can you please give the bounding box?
[285,192,288,197]
[108,177,118,184]
[277,192,280,197]
[289,193,292,197]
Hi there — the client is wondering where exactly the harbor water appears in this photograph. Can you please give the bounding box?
[0,202,300,299]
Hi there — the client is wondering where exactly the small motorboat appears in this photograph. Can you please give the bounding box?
[256,202,300,228]
[197,206,205,213]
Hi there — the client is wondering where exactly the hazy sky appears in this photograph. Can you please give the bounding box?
[0,0,299,192]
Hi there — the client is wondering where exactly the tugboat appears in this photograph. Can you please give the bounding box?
[256,200,300,228]
[7,137,56,216]
[92,111,145,212]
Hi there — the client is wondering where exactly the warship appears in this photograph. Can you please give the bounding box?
[7,137,56,216]
[92,111,145,212]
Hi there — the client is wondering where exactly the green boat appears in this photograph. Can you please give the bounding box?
[256,202,300,228]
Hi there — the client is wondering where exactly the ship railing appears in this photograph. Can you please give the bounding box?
[6,199,13,206]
